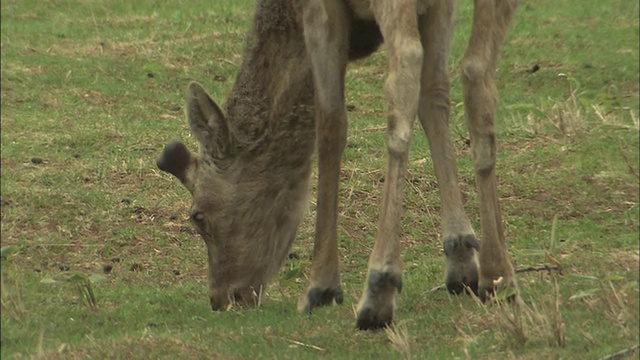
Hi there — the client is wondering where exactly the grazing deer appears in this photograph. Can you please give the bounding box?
[157,0,519,330]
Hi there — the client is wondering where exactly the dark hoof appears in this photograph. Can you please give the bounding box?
[356,306,392,330]
[445,277,479,296]
[444,234,480,296]
[300,286,343,313]
[355,270,402,331]
[308,286,344,306]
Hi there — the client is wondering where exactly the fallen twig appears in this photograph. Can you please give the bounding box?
[599,344,639,360]
[360,125,386,133]
[215,57,238,67]
[286,339,325,352]
[515,265,561,274]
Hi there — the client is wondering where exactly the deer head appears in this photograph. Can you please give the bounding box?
[157,82,308,310]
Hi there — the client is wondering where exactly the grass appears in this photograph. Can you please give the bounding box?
[1,0,638,358]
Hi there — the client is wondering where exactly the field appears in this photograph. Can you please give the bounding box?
[1,0,638,358]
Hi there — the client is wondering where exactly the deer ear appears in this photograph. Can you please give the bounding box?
[186,81,235,161]
[157,140,196,192]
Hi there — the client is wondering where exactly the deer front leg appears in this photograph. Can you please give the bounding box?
[417,1,480,296]
[297,0,349,313]
[356,0,423,330]
[461,0,519,301]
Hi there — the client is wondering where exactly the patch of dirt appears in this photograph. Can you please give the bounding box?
[606,248,640,273]
[0,156,17,169]
[40,336,225,360]
[68,88,114,106]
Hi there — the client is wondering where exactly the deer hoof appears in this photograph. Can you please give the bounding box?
[444,234,480,296]
[356,304,393,330]
[355,270,402,330]
[298,286,343,313]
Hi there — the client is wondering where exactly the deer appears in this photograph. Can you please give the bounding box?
[157,0,519,330]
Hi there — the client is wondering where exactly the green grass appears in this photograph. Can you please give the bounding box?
[1,0,638,358]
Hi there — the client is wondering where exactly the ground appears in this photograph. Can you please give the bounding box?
[1,0,638,358]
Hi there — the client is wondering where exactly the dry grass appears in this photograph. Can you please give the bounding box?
[514,74,639,140]
[454,279,566,351]
[384,321,413,360]
[26,334,220,360]
[453,272,639,357]
[1,270,25,322]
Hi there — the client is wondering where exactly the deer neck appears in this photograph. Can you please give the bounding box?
[223,1,315,171]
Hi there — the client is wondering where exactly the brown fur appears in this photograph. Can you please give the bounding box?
[158,0,519,327]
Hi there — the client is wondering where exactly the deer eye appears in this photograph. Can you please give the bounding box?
[191,211,205,225]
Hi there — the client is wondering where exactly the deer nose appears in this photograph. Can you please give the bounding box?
[210,295,229,311]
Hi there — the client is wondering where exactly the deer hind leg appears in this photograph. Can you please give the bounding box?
[461,0,519,301]
[417,1,480,296]
[297,0,349,313]
[355,0,423,330]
